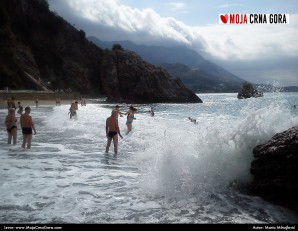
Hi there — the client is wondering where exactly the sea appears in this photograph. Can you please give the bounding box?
[0,92,298,224]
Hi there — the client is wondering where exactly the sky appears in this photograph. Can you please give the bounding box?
[48,0,298,86]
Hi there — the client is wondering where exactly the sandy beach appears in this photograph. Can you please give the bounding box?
[0,99,73,108]
[0,91,103,109]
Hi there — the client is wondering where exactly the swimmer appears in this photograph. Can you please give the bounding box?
[188,117,198,124]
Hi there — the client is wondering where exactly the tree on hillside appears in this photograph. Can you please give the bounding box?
[112,44,124,51]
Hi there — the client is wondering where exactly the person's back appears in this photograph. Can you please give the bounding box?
[20,109,33,129]
[20,107,36,149]
[106,116,118,132]
[105,110,122,154]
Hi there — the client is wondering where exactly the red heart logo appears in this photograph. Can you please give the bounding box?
[220,14,228,24]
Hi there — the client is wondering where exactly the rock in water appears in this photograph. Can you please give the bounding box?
[237,82,263,99]
[250,126,298,212]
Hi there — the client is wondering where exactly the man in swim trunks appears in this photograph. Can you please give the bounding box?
[20,107,36,149]
[5,108,17,145]
[105,110,123,154]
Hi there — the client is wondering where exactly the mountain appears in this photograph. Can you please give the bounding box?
[284,86,298,92]
[161,63,243,93]
[89,38,206,67]
[88,37,246,93]
[0,0,201,103]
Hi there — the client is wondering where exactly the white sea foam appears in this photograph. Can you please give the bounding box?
[131,94,298,199]
[0,93,298,223]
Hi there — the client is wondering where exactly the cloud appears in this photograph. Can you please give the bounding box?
[196,17,298,61]
[169,2,187,11]
[49,0,298,85]
[218,4,244,8]
[60,0,198,45]
[51,0,298,61]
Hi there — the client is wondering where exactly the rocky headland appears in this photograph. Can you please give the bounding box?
[0,0,202,104]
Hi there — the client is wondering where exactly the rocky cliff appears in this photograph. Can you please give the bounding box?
[0,0,202,103]
[101,49,201,103]
[89,37,246,93]
[250,126,298,212]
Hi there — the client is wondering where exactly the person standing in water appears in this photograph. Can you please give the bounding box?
[126,107,137,135]
[113,105,124,118]
[20,107,36,149]
[56,98,61,106]
[69,101,79,119]
[5,108,17,145]
[6,98,11,110]
[149,107,155,117]
[10,97,16,110]
[17,102,23,115]
[35,97,39,108]
[105,110,123,154]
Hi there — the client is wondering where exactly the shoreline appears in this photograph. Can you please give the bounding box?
[1,91,80,101]
[0,91,107,108]
[0,99,74,109]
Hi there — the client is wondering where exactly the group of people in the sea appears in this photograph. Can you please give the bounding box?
[3,96,204,154]
[4,96,144,154]
[67,98,88,119]
[4,95,200,154]
[5,98,36,149]
[3,93,298,156]
[66,102,141,154]
[5,95,203,155]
